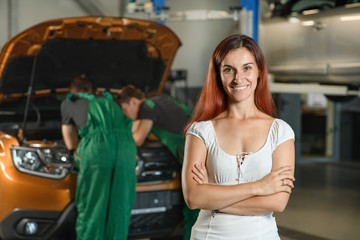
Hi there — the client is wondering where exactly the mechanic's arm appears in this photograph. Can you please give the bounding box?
[61,124,79,151]
[132,119,153,146]
[182,135,294,211]
[191,139,295,215]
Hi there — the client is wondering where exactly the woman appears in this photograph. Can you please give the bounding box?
[182,34,295,240]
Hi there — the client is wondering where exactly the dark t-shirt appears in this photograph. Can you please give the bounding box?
[61,94,121,130]
[137,94,190,135]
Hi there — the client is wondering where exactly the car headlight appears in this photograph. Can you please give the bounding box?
[10,146,73,179]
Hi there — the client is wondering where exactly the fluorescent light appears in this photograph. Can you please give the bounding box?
[269,83,349,96]
[345,3,360,8]
[302,9,319,15]
[340,15,360,21]
[289,16,300,24]
[302,20,315,26]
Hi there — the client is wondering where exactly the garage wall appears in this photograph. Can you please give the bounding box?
[0,0,241,93]
[166,0,240,88]
[0,0,125,49]
[0,0,86,48]
[17,1,87,31]
[0,1,9,47]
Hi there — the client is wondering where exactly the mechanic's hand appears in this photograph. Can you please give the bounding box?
[74,152,81,161]
[191,162,209,184]
[254,166,295,195]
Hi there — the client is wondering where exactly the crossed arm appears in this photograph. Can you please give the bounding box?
[181,134,295,215]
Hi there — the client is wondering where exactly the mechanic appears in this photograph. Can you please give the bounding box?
[61,75,136,240]
[117,85,199,240]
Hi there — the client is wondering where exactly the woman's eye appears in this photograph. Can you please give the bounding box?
[223,67,233,73]
[243,66,251,71]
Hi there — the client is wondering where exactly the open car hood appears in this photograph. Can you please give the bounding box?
[0,17,181,102]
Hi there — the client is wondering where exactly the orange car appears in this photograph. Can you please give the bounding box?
[0,17,183,240]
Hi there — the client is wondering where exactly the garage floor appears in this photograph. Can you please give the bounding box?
[276,161,360,240]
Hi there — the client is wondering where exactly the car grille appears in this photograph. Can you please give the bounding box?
[129,190,183,238]
[132,190,182,215]
[136,144,179,184]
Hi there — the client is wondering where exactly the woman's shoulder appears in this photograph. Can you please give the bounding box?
[186,120,215,145]
[271,118,295,146]
[273,118,294,132]
[187,120,212,134]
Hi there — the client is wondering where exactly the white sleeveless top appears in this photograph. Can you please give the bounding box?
[186,118,295,240]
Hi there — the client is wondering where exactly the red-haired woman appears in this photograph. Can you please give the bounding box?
[182,34,295,240]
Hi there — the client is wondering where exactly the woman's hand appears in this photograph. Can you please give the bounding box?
[255,166,295,195]
[191,162,209,184]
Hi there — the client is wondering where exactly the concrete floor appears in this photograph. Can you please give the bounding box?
[276,161,360,240]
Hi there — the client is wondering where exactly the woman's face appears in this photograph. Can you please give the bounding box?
[220,47,259,104]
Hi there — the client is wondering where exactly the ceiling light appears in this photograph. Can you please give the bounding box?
[340,15,360,21]
[302,9,319,15]
[345,3,360,8]
[289,17,300,24]
[301,20,315,26]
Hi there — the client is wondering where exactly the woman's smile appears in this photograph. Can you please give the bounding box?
[232,84,249,91]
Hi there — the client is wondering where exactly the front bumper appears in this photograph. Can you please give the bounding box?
[129,189,184,239]
[0,190,183,240]
[0,201,76,240]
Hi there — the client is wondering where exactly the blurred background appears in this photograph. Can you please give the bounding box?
[0,0,359,239]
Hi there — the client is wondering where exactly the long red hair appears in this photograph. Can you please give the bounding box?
[185,34,277,133]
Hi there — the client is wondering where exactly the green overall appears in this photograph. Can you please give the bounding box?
[74,92,136,240]
[144,97,199,240]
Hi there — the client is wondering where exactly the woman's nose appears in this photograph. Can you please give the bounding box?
[233,72,241,82]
